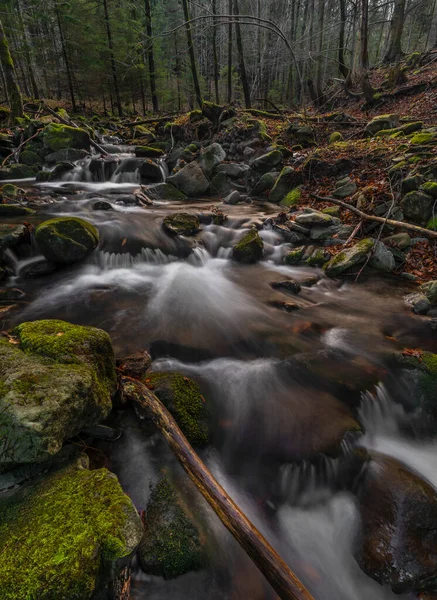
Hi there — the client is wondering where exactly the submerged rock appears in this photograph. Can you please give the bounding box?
[163,213,200,236]
[0,320,117,468]
[138,476,207,579]
[357,452,437,594]
[0,458,143,599]
[325,238,375,277]
[271,279,302,295]
[232,228,264,264]
[35,217,99,264]
[167,162,210,197]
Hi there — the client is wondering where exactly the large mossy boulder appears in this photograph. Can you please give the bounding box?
[0,458,143,599]
[356,452,437,594]
[167,162,210,197]
[365,114,400,136]
[251,150,283,174]
[163,213,200,236]
[198,142,226,176]
[43,123,90,152]
[0,320,117,468]
[138,476,207,579]
[325,238,375,277]
[145,372,209,447]
[232,228,264,264]
[401,190,435,224]
[35,217,99,264]
[269,167,298,203]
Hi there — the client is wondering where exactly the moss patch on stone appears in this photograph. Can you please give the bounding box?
[35,217,99,264]
[410,132,436,145]
[0,460,142,600]
[232,229,264,264]
[281,187,301,207]
[163,213,200,236]
[43,123,90,152]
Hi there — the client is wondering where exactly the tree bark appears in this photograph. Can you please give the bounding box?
[144,0,159,112]
[234,0,251,108]
[181,0,202,108]
[384,0,406,63]
[121,376,315,600]
[0,18,23,123]
[55,2,76,112]
[338,0,350,80]
[227,0,233,103]
[102,0,122,116]
[212,0,220,104]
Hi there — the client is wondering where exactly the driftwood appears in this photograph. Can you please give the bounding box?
[310,193,437,239]
[43,103,107,155]
[121,375,314,600]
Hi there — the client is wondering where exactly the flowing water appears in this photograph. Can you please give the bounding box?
[3,148,437,600]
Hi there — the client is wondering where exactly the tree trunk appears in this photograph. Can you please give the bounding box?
[315,0,325,103]
[234,0,251,108]
[212,0,220,104]
[0,18,23,122]
[227,0,233,103]
[338,0,350,80]
[102,0,122,116]
[360,0,370,71]
[144,0,159,112]
[16,0,39,99]
[384,0,406,63]
[121,376,315,600]
[55,2,76,111]
[181,0,202,108]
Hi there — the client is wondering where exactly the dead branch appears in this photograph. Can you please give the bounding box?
[1,129,41,167]
[310,193,437,239]
[125,114,179,126]
[121,375,315,600]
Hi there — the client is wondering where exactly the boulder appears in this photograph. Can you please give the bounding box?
[135,146,164,158]
[162,213,200,236]
[251,150,283,173]
[19,150,42,167]
[368,240,395,272]
[0,164,37,180]
[401,190,435,224]
[224,190,241,205]
[0,320,117,468]
[420,280,437,304]
[48,161,75,181]
[0,223,28,251]
[357,452,437,594]
[405,292,430,315]
[397,351,437,425]
[45,148,89,164]
[198,143,226,175]
[287,123,315,146]
[383,232,411,249]
[210,171,232,196]
[167,162,210,197]
[146,182,187,201]
[138,476,206,579]
[1,183,23,198]
[269,167,298,203]
[232,228,264,264]
[271,279,301,295]
[215,163,249,179]
[420,181,437,199]
[251,171,278,196]
[139,159,163,183]
[325,238,375,277]
[35,217,99,264]
[0,204,35,217]
[42,123,90,152]
[88,157,119,181]
[0,458,143,598]
[365,114,400,136]
[333,176,357,198]
[92,201,113,211]
[145,372,209,447]
[295,209,338,226]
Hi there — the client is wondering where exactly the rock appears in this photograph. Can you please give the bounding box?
[287,123,315,146]
[251,171,278,196]
[369,240,395,272]
[215,163,249,179]
[92,200,113,211]
[163,213,200,236]
[405,292,431,315]
[88,156,119,181]
[116,350,152,379]
[309,224,342,240]
[145,182,187,201]
[0,204,35,216]
[0,320,117,468]
[305,247,330,267]
[224,190,241,205]
[167,162,210,197]
[0,163,37,180]
[410,132,437,145]
[139,159,163,183]
[1,183,22,198]
[210,171,232,196]
[145,372,209,447]
[325,238,375,277]
[42,123,90,152]
[383,232,411,249]
[135,146,164,158]
[284,246,305,265]
[198,143,226,175]
[356,452,437,593]
[114,157,143,174]
[251,150,283,173]
[400,190,434,224]
[329,132,343,143]
[232,229,264,264]
[138,476,206,579]
[365,114,400,136]
[0,458,143,598]
[48,161,76,180]
[268,300,300,312]
[333,176,357,198]
[45,148,89,164]
[0,224,28,251]
[420,280,437,304]
[402,175,424,194]
[35,217,99,265]
[271,279,301,295]
[295,209,337,226]
[269,167,299,203]
[19,150,42,167]
[420,181,437,199]
[0,288,25,303]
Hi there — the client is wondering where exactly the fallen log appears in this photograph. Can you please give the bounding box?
[310,193,437,239]
[125,114,179,127]
[121,375,314,600]
[43,103,108,155]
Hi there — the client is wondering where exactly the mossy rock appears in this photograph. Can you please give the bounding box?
[0,224,28,251]
[19,150,42,167]
[251,150,283,174]
[0,320,116,467]
[35,217,99,264]
[188,110,203,122]
[281,187,301,208]
[145,182,187,201]
[163,213,200,236]
[427,217,437,231]
[269,167,299,204]
[420,181,437,199]
[0,106,11,122]
[0,459,143,599]
[135,146,165,158]
[43,123,90,152]
[410,132,436,145]
[0,204,35,216]
[1,184,22,198]
[400,190,434,225]
[145,372,209,447]
[325,238,375,277]
[232,229,264,264]
[251,171,278,196]
[0,163,37,180]
[138,476,207,579]
[285,246,304,265]
[329,132,343,143]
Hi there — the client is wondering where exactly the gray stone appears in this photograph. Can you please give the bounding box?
[369,240,395,272]
[333,176,357,198]
[167,162,210,197]
[383,232,411,250]
[365,114,400,136]
[45,148,89,164]
[269,167,298,203]
[251,150,283,173]
[224,190,241,205]
[295,210,337,226]
[325,238,375,277]
[216,163,249,179]
[145,182,187,201]
[198,143,226,175]
[400,190,434,224]
[420,280,437,304]
[251,171,278,196]
[405,292,431,315]
[35,217,99,265]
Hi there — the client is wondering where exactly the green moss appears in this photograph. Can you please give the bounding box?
[1,183,21,197]
[185,143,198,153]
[135,146,164,158]
[281,187,301,207]
[306,248,328,267]
[188,110,203,122]
[329,132,343,143]
[146,372,209,447]
[0,204,35,216]
[0,461,141,600]
[163,213,200,236]
[7,163,37,179]
[19,150,42,167]
[232,229,264,264]
[410,132,436,145]
[409,155,423,164]
[420,181,437,199]
[43,123,90,152]
[426,217,437,231]
[248,119,272,142]
[285,247,304,265]
[35,217,99,264]
[139,476,206,579]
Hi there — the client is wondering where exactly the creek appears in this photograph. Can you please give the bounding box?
[1,148,436,600]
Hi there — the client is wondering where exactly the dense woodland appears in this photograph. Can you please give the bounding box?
[0,0,437,118]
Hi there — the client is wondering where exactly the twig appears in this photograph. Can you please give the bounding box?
[1,129,41,167]
[344,220,362,245]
